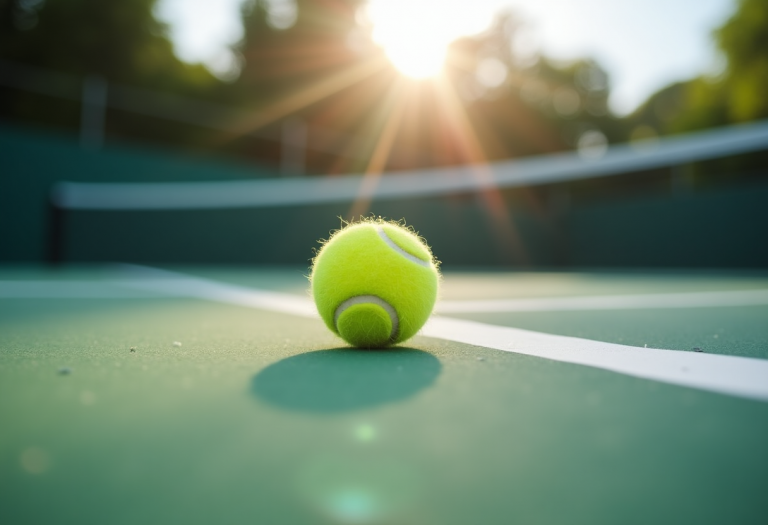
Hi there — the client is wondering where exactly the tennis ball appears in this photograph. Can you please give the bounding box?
[311,219,439,349]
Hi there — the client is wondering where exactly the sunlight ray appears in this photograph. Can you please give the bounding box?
[348,80,409,219]
[432,76,530,264]
[229,56,390,137]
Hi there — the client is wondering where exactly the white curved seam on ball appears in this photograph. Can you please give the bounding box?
[334,295,399,341]
[376,227,431,268]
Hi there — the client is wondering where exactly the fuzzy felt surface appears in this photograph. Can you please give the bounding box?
[336,303,393,348]
[311,221,439,347]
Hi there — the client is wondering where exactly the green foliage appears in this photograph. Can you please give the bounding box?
[0,0,215,89]
[446,12,623,158]
[234,0,362,99]
[11,0,759,170]
[629,0,768,137]
[0,0,226,153]
[226,4,631,171]
[715,0,768,121]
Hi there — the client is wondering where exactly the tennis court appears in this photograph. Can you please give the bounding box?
[2,262,768,524]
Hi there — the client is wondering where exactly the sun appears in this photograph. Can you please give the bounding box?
[365,0,495,79]
[382,39,447,79]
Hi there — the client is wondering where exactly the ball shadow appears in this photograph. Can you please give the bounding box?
[251,348,441,413]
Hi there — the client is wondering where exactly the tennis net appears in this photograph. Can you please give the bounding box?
[47,120,768,268]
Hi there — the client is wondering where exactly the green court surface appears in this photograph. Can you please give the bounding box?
[1,267,767,525]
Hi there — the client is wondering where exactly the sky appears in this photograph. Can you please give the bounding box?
[156,0,735,115]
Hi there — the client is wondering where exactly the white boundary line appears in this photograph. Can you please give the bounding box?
[3,267,768,402]
[435,289,768,313]
[421,317,768,402]
[118,275,318,318]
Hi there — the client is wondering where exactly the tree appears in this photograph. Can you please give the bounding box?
[445,12,623,159]
[230,0,399,171]
[714,0,768,122]
[234,0,364,102]
[0,0,222,150]
[629,0,768,136]
[0,0,216,88]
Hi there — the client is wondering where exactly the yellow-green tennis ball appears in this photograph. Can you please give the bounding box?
[311,220,439,349]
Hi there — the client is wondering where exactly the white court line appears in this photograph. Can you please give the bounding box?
[421,317,768,402]
[117,275,318,318]
[435,289,768,313]
[3,268,767,402]
[110,265,768,403]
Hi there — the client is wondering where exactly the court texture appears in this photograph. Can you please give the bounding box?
[1,264,767,524]
[2,122,768,524]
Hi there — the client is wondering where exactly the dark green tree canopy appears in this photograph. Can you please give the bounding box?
[0,0,214,89]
